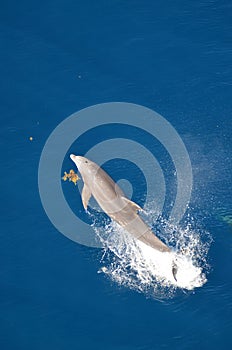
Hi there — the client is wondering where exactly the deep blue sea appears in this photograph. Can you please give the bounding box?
[1,1,232,349]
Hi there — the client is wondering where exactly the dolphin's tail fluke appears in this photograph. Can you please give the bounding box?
[172,261,178,281]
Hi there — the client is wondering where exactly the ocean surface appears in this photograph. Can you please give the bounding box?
[1,0,232,349]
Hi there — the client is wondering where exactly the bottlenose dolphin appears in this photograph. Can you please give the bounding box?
[70,154,177,279]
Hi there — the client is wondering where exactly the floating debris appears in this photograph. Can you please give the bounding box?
[62,169,80,185]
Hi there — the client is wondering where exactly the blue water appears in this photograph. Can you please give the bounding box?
[1,0,232,349]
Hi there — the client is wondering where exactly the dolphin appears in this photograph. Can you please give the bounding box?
[70,154,177,279]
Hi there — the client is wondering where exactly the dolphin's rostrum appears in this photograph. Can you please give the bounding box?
[70,154,177,280]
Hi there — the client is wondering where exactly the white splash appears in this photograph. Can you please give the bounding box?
[93,211,211,298]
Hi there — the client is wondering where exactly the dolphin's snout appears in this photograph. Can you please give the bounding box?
[70,154,76,160]
[70,154,81,170]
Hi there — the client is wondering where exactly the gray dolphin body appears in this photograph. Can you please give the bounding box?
[70,154,171,254]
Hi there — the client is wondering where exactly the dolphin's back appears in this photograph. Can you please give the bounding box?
[111,209,170,253]
[90,165,170,253]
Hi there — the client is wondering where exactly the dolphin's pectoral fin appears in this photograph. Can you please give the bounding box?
[82,184,92,211]
[122,197,142,212]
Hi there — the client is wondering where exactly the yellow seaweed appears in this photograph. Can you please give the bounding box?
[62,169,80,185]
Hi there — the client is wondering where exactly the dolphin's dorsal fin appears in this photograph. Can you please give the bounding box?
[82,184,92,210]
[121,197,142,212]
